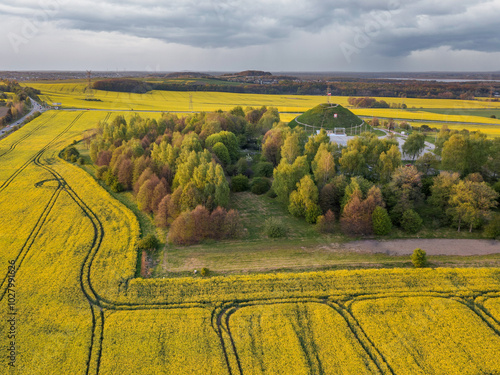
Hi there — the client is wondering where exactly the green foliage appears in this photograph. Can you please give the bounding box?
[200,267,210,277]
[138,234,160,252]
[254,161,274,177]
[296,103,363,131]
[250,177,271,195]
[411,248,428,268]
[77,157,85,165]
[401,209,423,233]
[483,215,500,239]
[288,175,321,224]
[312,143,336,188]
[212,142,231,165]
[272,155,310,205]
[231,174,250,192]
[402,132,426,161]
[205,131,239,162]
[372,206,392,235]
[263,217,288,238]
[281,133,301,164]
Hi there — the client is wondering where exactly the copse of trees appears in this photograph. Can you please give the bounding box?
[257,119,499,238]
[88,108,280,244]
[86,106,500,244]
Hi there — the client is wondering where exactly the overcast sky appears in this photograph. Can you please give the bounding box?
[1,0,500,72]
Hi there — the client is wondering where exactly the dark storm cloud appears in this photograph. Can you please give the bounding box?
[1,0,499,55]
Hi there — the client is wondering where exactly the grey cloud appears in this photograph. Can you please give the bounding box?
[1,0,499,55]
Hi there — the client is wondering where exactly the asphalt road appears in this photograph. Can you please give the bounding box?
[0,98,46,137]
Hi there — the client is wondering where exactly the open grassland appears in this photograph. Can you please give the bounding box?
[2,109,500,374]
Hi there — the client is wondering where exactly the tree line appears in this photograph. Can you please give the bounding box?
[92,78,499,99]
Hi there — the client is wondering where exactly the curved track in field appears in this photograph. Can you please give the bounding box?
[2,111,500,375]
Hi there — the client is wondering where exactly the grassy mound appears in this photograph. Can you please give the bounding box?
[291,103,363,130]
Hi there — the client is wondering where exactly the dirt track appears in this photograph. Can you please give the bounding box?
[343,239,500,256]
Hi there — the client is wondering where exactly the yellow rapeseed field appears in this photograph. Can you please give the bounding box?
[1,107,500,374]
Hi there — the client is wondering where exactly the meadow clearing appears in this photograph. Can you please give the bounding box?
[1,95,500,373]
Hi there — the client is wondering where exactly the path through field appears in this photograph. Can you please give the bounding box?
[344,239,500,256]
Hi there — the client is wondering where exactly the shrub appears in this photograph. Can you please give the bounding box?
[62,146,79,161]
[411,248,428,268]
[264,217,287,238]
[138,234,160,252]
[401,209,423,234]
[231,174,249,192]
[267,187,277,198]
[251,177,271,195]
[96,166,108,180]
[70,154,78,163]
[317,210,335,234]
[200,267,210,277]
[110,179,124,193]
[372,206,392,235]
[77,157,85,165]
[254,161,274,177]
[483,215,500,239]
[224,209,244,239]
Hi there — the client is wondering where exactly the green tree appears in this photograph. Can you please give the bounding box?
[429,171,461,211]
[262,128,284,166]
[281,133,301,164]
[288,175,321,223]
[205,131,239,162]
[377,145,401,182]
[447,180,499,232]
[415,152,440,176]
[400,209,423,233]
[402,132,426,161]
[272,155,309,205]
[411,248,428,268]
[312,143,335,188]
[231,174,249,192]
[304,129,330,162]
[386,166,423,223]
[372,206,392,235]
[212,142,230,166]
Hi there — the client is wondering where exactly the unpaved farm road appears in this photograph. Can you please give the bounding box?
[342,239,500,256]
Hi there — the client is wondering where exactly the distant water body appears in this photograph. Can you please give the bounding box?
[381,78,500,83]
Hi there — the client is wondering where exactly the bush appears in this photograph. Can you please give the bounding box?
[483,215,500,239]
[96,166,108,180]
[200,267,210,277]
[264,217,287,238]
[401,209,423,234]
[77,157,85,165]
[251,177,271,195]
[62,146,79,161]
[411,248,428,268]
[372,207,392,235]
[317,210,335,234]
[254,161,274,177]
[231,174,249,192]
[70,154,78,163]
[138,234,160,252]
[267,187,277,198]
